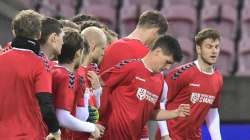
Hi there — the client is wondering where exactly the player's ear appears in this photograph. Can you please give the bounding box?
[47,33,57,44]
[12,30,16,37]
[89,41,96,51]
[74,49,82,60]
[37,31,41,40]
[196,44,201,55]
[154,47,163,56]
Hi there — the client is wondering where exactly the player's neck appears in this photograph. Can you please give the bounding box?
[60,63,75,72]
[81,54,91,67]
[196,59,214,74]
[142,55,154,73]
[126,28,148,45]
[40,44,55,60]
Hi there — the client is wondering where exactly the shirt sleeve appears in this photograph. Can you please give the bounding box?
[100,43,127,72]
[102,63,132,88]
[165,69,183,103]
[34,59,52,94]
[99,63,132,126]
[76,82,85,107]
[211,76,224,108]
[53,73,75,111]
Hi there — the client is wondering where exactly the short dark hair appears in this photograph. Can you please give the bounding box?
[71,14,97,25]
[151,35,183,62]
[40,17,63,45]
[12,9,43,39]
[138,10,168,35]
[80,20,106,31]
[59,19,80,31]
[58,28,83,64]
[104,28,118,44]
[195,28,220,46]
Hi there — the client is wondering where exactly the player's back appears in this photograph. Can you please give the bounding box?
[100,38,149,73]
[0,48,48,140]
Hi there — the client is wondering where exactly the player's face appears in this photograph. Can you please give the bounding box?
[153,49,174,73]
[74,49,82,67]
[52,31,64,55]
[197,38,220,65]
[91,43,106,65]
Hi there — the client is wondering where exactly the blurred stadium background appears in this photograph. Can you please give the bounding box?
[0,0,250,139]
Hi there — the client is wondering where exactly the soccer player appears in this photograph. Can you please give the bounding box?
[72,24,107,140]
[165,28,223,140]
[52,28,104,140]
[0,10,61,140]
[99,10,168,140]
[99,35,190,140]
[79,26,107,107]
[100,10,168,74]
[40,17,64,62]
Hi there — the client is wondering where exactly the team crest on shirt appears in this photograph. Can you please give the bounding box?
[190,92,215,104]
[136,88,158,104]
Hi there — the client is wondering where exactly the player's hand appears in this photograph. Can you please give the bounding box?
[87,105,99,123]
[87,71,101,90]
[46,130,61,140]
[161,135,172,140]
[91,124,105,139]
[176,104,190,117]
[96,124,105,135]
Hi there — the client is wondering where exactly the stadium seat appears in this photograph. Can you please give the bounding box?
[161,5,196,39]
[201,5,237,40]
[204,0,237,8]
[81,5,116,30]
[60,1,75,18]
[120,4,138,36]
[18,0,34,8]
[39,0,59,17]
[123,0,159,9]
[241,5,250,38]
[84,0,117,7]
[215,38,235,76]
[178,37,194,65]
[163,0,197,7]
[236,37,250,76]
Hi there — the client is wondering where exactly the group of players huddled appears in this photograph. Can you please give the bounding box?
[0,9,223,140]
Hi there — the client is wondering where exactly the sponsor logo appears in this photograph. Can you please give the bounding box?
[136,88,159,104]
[190,92,215,104]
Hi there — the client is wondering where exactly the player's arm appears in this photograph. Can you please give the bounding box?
[205,76,223,140]
[205,108,222,140]
[36,93,60,133]
[99,63,132,126]
[157,81,170,138]
[93,87,102,108]
[56,109,105,139]
[34,60,61,137]
[151,104,190,121]
[76,88,90,121]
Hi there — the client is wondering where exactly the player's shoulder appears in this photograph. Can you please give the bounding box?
[110,38,142,48]
[77,66,87,76]
[52,65,71,78]
[114,59,142,70]
[0,45,12,56]
[167,62,196,80]
[214,68,224,81]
